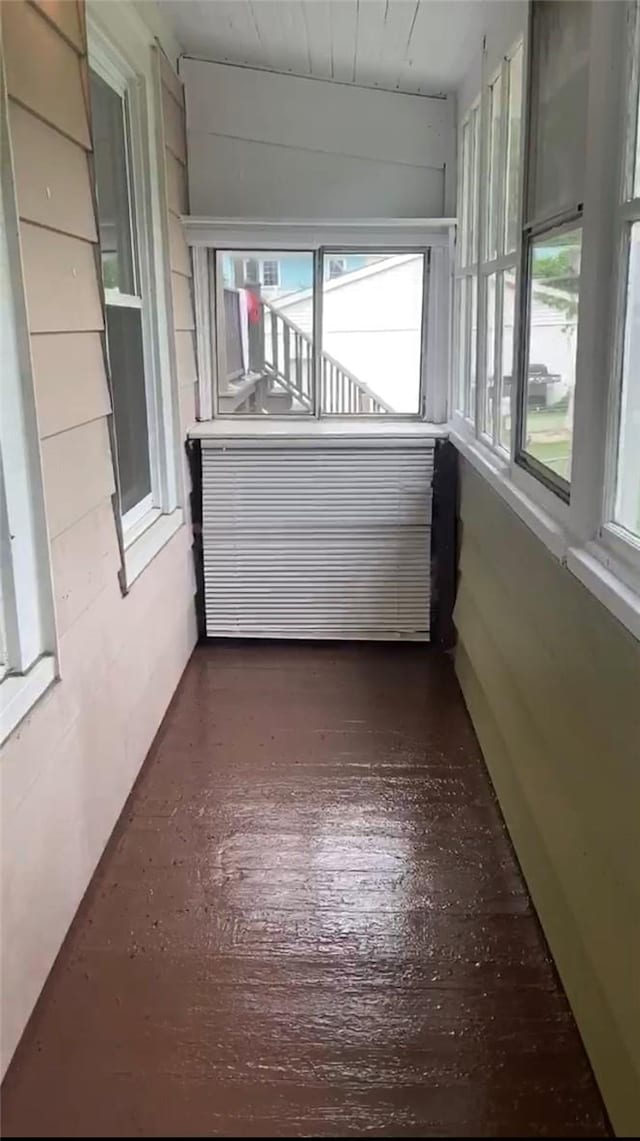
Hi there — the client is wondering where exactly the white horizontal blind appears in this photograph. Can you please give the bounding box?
[202,441,434,640]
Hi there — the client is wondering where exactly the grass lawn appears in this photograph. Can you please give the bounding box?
[524,404,572,480]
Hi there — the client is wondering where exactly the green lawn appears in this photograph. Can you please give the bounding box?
[524,405,572,480]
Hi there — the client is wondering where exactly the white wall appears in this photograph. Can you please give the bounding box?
[180,58,456,218]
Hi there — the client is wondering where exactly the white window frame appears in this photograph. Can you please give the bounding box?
[187,218,454,426]
[87,2,183,589]
[261,258,280,288]
[453,100,480,423]
[600,0,640,583]
[1,62,57,743]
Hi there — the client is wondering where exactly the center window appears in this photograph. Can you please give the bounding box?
[213,248,427,418]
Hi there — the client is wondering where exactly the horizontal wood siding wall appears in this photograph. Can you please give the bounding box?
[157,49,197,472]
[454,460,640,1136]
[0,0,197,1078]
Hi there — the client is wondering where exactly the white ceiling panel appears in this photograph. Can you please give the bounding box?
[162,0,491,97]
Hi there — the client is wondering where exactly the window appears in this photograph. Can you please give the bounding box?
[216,250,315,415]
[320,252,426,416]
[88,7,181,586]
[261,259,280,288]
[516,0,590,496]
[209,240,434,419]
[456,41,524,448]
[609,2,640,545]
[521,226,581,483]
[327,256,347,280]
[455,101,480,419]
[1,77,55,740]
[90,69,152,523]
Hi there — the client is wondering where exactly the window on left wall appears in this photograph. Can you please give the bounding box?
[88,8,182,586]
[1,75,56,742]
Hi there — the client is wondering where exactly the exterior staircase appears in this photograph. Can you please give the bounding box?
[219,291,392,415]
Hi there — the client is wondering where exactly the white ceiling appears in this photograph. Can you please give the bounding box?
[162,0,488,98]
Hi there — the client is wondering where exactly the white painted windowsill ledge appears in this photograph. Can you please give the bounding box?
[0,656,57,747]
[450,427,640,643]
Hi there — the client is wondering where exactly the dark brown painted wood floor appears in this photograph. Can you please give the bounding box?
[2,643,609,1138]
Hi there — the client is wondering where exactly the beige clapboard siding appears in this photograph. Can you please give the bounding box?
[179,382,197,432]
[171,271,195,331]
[454,459,640,1137]
[168,210,191,277]
[161,83,187,164]
[31,332,111,438]
[174,330,197,387]
[9,101,96,242]
[20,222,103,334]
[158,47,184,109]
[3,1,90,149]
[32,0,84,52]
[41,418,115,539]
[165,148,188,216]
[51,500,118,638]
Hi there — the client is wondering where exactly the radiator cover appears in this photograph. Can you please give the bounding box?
[201,438,434,640]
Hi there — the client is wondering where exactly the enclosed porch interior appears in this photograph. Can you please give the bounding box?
[1,1,639,1137]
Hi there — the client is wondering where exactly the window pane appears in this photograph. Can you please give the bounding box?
[486,74,503,262]
[482,273,497,435]
[504,44,523,254]
[321,253,424,415]
[105,306,151,515]
[468,275,478,419]
[456,276,469,412]
[528,0,590,223]
[523,228,581,483]
[615,223,640,539]
[469,106,480,264]
[500,268,516,449]
[90,70,136,295]
[217,251,315,415]
[460,119,472,266]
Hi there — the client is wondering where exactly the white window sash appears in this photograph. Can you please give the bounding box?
[88,3,183,586]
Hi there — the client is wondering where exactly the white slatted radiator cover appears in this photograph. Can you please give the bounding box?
[202,439,435,640]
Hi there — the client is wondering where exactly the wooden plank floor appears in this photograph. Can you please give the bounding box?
[2,643,609,1137]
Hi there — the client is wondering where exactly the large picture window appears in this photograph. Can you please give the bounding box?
[211,245,431,419]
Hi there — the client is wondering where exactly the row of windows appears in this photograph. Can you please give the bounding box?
[455,0,640,556]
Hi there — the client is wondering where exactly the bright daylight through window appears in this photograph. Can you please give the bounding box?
[214,249,427,417]
[612,7,640,544]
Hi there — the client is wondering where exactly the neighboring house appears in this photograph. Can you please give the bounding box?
[221,252,366,300]
[272,254,424,413]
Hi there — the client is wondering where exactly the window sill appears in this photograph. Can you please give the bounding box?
[188,419,448,443]
[0,656,57,746]
[450,427,640,643]
[122,508,184,591]
[450,427,568,560]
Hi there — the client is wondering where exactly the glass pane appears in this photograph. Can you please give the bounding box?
[483,273,497,435]
[105,305,151,515]
[486,74,503,262]
[468,274,478,420]
[528,0,590,223]
[460,119,471,266]
[90,70,136,295]
[216,251,315,415]
[614,223,640,539]
[523,228,581,483]
[500,268,516,449]
[469,106,480,264]
[456,276,469,412]
[321,253,424,415]
[504,44,523,254]
[635,43,640,199]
